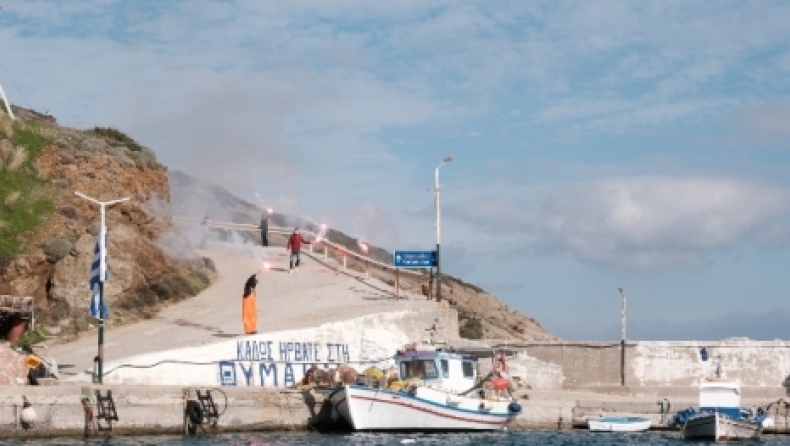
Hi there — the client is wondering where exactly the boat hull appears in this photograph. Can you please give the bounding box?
[683,412,762,441]
[588,416,651,432]
[328,385,516,431]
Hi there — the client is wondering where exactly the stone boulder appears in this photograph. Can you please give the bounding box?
[0,345,28,385]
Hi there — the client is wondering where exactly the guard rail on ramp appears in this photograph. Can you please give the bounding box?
[172,216,428,298]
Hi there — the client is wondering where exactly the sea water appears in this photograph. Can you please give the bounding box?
[5,430,790,446]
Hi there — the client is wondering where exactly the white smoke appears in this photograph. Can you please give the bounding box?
[351,204,400,251]
[147,193,201,262]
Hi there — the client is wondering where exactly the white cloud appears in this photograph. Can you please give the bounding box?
[450,176,790,270]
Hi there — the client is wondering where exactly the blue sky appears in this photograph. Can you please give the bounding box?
[2,1,790,340]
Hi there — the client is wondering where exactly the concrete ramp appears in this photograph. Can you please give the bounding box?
[49,241,457,383]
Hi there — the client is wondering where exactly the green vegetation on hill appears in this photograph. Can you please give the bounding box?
[457,308,484,339]
[0,116,55,261]
[90,126,145,152]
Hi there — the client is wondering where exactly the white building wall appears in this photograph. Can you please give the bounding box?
[68,310,453,387]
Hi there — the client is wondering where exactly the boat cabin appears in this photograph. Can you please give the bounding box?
[394,345,477,394]
[699,379,741,419]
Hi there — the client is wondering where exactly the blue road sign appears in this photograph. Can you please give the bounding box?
[394,250,437,268]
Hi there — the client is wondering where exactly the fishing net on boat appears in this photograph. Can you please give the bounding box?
[387,377,421,391]
[362,367,384,380]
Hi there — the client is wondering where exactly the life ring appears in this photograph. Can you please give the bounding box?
[492,353,509,378]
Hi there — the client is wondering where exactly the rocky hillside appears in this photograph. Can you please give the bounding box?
[168,171,558,342]
[0,107,214,343]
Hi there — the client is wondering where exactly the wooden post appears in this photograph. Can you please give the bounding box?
[428,270,435,300]
[182,389,189,435]
[343,254,347,271]
[365,260,369,279]
[324,244,328,260]
[395,268,400,298]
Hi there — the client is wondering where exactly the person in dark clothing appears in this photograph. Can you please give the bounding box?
[199,216,209,248]
[286,228,312,273]
[259,209,273,247]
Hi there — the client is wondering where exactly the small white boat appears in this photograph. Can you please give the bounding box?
[672,377,764,441]
[588,416,651,432]
[328,344,522,431]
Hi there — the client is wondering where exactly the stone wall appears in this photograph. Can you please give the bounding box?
[502,340,790,392]
[0,384,331,437]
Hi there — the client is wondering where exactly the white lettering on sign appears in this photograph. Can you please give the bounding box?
[222,340,352,387]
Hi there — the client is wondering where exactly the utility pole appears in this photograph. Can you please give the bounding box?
[433,156,452,302]
[619,287,627,386]
[75,192,129,384]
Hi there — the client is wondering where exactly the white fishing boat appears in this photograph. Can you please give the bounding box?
[588,416,651,432]
[672,378,764,441]
[328,344,522,431]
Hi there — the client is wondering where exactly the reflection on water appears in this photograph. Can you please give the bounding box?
[5,430,787,446]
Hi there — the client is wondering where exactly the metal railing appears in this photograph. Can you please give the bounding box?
[172,216,428,298]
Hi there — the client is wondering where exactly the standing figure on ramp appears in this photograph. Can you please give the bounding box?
[286,228,312,273]
[199,216,209,248]
[259,209,273,247]
[242,274,258,335]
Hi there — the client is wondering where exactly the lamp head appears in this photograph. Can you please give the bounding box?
[443,156,453,163]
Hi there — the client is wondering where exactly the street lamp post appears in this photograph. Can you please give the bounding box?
[433,156,452,302]
[75,191,129,384]
[618,287,627,386]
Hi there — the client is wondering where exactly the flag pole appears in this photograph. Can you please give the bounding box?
[75,192,129,384]
[0,80,15,120]
[98,203,106,383]
[0,7,14,120]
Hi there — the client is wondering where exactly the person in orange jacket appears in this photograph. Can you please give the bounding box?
[286,228,312,273]
[242,274,258,335]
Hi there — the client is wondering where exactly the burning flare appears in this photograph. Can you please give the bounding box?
[315,223,328,243]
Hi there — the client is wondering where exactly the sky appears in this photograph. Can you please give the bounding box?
[1,1,789,341]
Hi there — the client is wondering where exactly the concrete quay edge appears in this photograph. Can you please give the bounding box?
[1,383,789,439]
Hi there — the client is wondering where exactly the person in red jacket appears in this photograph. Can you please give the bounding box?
[286,228,312,273]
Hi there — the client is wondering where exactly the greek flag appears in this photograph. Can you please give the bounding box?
[89,223,109,320]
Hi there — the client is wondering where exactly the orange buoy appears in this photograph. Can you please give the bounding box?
[492,377,510,391]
